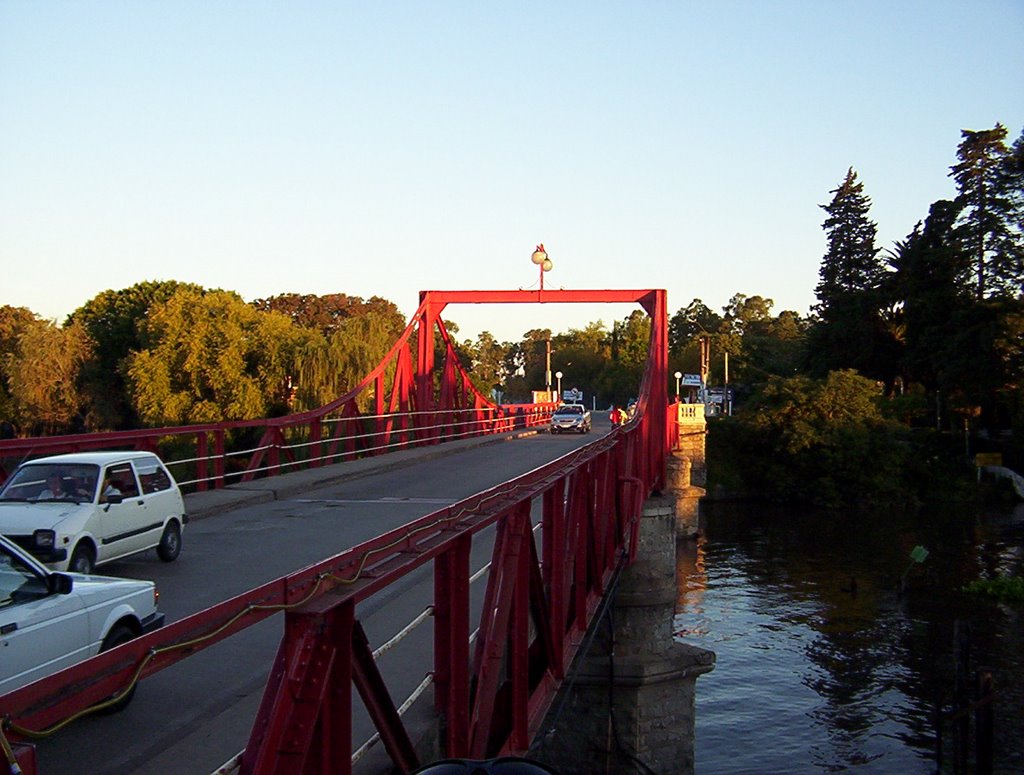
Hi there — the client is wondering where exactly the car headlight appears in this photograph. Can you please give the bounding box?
[33,529,56,549]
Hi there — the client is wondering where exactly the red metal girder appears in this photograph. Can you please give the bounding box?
[420,289,661,307]
[468,504,531,758]
[351,620,420,773]
[434,534,471,756]
[244,426,287,482]
[541,485,566,674]
[240,610,340,774]
[523,524,559,741]
[416,298,438,419]
[509,502,531,751]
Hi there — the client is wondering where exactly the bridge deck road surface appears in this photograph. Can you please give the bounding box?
[29,420,609,775]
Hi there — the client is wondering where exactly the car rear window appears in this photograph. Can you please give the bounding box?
[134,457,174,494]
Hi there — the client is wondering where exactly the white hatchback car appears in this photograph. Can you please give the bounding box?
[0,451,187,575]
[0,534,164,698]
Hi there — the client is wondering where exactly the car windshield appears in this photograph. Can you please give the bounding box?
[554,405,584,416]
[0,463,100,503]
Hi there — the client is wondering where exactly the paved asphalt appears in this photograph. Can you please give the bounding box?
[183,427,543,521]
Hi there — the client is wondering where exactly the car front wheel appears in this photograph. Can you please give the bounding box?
[157,520,182,562]
[69,543,95,575]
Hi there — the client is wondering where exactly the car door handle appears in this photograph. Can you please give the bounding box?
[1,622,16,634]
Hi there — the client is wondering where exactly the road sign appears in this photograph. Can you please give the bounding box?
[681,374,702,387]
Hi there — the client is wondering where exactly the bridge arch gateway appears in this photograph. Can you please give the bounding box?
[0,286,689,775]
[415,288,670,493]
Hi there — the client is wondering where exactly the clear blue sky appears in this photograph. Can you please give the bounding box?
[2,2,1022,343]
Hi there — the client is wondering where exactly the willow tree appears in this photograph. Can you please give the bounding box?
[126,289,317,426]
[291,310,406,413]
[68,280,207,430]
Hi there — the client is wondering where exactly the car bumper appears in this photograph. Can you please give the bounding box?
[139,611,165,635]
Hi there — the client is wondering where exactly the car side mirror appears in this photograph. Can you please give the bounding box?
[49,572,74,595]
[105,493,124,504]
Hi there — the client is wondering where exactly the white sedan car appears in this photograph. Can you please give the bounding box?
[0,534,164,699]
[549,403,592,434]
[0,451,187,575]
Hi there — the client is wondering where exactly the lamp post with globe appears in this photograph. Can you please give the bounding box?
[674,371,682,401]
[532,244,555,400]
[531,243,553,292]
[555,371,563,402]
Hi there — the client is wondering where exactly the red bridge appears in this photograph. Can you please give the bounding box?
[0,288,677,775]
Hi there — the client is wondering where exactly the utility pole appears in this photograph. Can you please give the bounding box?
[724,351,730,415]
[699,336,710,402]
[545,336,552,399]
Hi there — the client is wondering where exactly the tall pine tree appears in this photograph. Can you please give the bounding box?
[815,168,884,306]
[807,169,898,387]
[949,123,1024,299]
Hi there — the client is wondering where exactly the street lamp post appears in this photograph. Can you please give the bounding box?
[555,371,563,401]
[674,371,682,400]
[531,244,555,400]
[531,243,553,292]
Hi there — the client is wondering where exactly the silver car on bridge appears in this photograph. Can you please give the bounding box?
[549,403,592,434]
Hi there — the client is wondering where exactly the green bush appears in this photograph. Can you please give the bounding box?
[710,370,976,508]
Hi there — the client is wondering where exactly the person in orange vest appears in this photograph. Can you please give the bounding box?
[616,406,629,425]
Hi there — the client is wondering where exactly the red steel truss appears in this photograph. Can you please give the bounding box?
[0,288,671,775]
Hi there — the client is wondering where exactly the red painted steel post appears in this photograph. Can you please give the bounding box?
[416,295,442,441]
[434,533,472,756]
[641,289,669,491]
[309,418,322,468]
[542,485,566,673]
[196,431,210,491]
[241,601,355,775]
[375,372,386,451]
[510,503,532,751]
[214,428,226,488]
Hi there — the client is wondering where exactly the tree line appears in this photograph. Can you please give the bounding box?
[1,123,1021,506]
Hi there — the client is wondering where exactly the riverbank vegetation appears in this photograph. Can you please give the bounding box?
[964,575,1024,604]
[1,123,1022,510]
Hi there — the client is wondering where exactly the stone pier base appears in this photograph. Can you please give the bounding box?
[666,452,705,538]
[532,497,715,775]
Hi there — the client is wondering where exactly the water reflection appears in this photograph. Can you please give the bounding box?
[674,501,1024,773]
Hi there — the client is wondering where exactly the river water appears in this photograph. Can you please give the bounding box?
[674,500,1024,774]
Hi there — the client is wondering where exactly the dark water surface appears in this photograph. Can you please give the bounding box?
[674,500,1024,774]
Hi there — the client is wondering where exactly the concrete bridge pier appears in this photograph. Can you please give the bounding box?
[532,496,716,775]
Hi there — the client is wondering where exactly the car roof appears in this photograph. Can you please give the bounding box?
[21,451,161,467]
